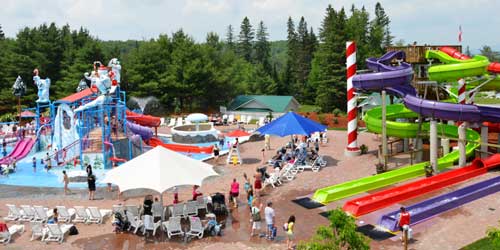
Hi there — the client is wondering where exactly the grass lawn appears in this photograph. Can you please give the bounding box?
[461,237,496,250]
[298,104,321,113]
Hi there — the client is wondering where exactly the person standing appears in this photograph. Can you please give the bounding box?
[143,195,153,217]
[213,144,220,163]
[314,138,320,153]
[63,170,70,195]
[247,187,254,212]
[265,201,275,240]
[230,178,240,208]
[243,173,251,200]
[286,215,296,249]
[45,152,52,171]
[87,165,96,200]
[398,206,411,243]
[250,199,263,237]
[192,185,203,201]
[264,134,271,150]
[253,167,262,197]
[32,156,37,172]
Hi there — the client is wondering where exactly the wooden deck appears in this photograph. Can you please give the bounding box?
[387,45,463,64]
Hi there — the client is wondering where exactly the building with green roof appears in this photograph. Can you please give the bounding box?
[222,95,300,119]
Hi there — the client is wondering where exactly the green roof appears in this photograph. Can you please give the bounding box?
[228,95,297,112]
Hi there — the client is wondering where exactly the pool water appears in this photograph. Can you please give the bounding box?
[0,136,244,188]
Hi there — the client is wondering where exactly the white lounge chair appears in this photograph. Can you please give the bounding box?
[152,203,163,221]
[112,205,125,216]
[175,117,183,127]
[258,117,265,126]
[0,224,24,244]
[184,201,198,217]
[125,205,140,218]
[44,224,73,243]
[55,206,75,223]
[264,173,280,188]
[30,221,47,241]
[246,115,252,124]
[165,216,184,239]
[167,118,176,127]
[33,206,51,223]
[142,215,160,236]
[280,163,298,181]
[239,115,247,124]
[185,216,204,239]
[298,156,327,172]
[172,203,185,218]
[126,211,143,234]
[195,196,207,213]
[5,204,23,221]
[20,205,36,222]
[228,114,235,124]
[160,118,165,127]
[87,207,112,224]
[73,206,90,223]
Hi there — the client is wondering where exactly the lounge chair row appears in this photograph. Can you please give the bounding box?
[5,204,111,224]
[264,156,327,188]
[164,216,204,240]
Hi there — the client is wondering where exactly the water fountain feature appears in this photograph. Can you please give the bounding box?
[129,96,159,113]
[171,113,219,144]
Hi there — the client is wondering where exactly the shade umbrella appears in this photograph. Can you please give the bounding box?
[102,146,218,223]
[256,111,327,137]
[17,110,37,118]
[226,129,251,137]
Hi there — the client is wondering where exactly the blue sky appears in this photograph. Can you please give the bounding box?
[1,0,499,50]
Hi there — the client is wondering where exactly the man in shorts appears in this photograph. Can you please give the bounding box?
[398,206,411,243]
[265,201,275,240]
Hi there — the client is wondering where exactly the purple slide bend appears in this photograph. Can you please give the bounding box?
[352,51,500,123]
[378,176,500,232]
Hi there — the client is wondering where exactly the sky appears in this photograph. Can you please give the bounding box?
[1,0,499,51]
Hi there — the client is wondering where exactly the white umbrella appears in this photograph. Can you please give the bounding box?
[102,146,218,221]
[102,146,218,193]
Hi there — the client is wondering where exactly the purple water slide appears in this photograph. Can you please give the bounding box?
[0,138,31,164]
[126,122,153,141]
[352,51,500,123]
[379,176,500,231]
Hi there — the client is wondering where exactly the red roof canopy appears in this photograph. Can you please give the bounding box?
[57,88,96,103]
[226,129,251,137]
[18,110,37,117]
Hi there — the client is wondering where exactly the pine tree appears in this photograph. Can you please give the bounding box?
[206,32,221,50]
[226,25,235,50]
[0,25,5,40]
[369,2,392,53]
[237,17,254,62]
[255,21,271,74]
[347,5,370,68]
[309,5,348,112]
[280,17,298,95]
[296,17,311,101]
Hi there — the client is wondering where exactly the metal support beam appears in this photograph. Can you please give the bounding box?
[381,90,388,167]
[481,124,489,158]
[458,122,467,167]
[430,119,438,173]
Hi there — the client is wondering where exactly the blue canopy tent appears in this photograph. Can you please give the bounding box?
[256,112,327,137]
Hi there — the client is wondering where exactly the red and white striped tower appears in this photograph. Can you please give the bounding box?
[457,78,466,104]
[345,41,360,156]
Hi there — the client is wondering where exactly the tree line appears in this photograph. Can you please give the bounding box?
[0,3,393,115]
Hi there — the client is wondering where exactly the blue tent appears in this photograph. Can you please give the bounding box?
[256,112,327,137]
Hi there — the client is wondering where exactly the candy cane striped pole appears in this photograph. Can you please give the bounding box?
[458,78,466,104]
[345,41,360,156]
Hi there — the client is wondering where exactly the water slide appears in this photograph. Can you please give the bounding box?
[379,154,500,232]
[0,138,36,164]
[126,122,154,141]
[343,153,500,217]
[126,110,161,127]
[313,50,500,204]
[149,137,214,154]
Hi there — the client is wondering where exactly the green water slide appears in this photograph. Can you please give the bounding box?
[426,50,489,82]
[312,104,480,204]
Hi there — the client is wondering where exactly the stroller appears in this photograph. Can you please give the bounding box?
[211,192,228,216]
[112,212,130,233]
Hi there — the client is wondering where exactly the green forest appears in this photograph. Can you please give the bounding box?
[0,3,393,115]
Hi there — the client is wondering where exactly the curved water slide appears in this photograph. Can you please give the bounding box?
[0,138,36,164]
[313,50,499,204]
[126,110,161,127]
[149,137,214,154]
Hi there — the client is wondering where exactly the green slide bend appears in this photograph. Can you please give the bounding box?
[312,104,480,204]
[425,50,489,82]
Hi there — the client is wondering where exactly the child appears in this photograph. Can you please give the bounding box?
[63,170,70,195]
[32,156,37,172]
[247,187,254,212]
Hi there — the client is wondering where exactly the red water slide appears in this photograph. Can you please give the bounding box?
[440,46,500,73]
[126,110,161,127]
[148,137,214,154]
[343,154,500,217]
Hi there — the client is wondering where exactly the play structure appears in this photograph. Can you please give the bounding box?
[313,44,500,226]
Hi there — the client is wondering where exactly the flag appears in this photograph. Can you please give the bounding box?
[458,25,462,42]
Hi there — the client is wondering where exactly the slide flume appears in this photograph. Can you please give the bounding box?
[343,153,500,217]
[379,154,500,231]
[149,137,214,154]
[0,138,36,164]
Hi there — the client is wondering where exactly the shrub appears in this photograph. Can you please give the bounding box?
[333,118,339,124]
[297,208,370,250]
[360,144,368,154]
[318,114,327,125]
[333,108,342,117]
[0,113,15,122]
